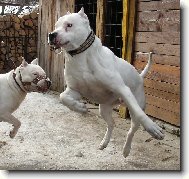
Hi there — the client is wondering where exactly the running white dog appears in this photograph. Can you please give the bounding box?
[0,58,51,138]
[49,8,164,157]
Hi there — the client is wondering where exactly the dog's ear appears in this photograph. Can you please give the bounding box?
[78,7,85,14]
[78,7,88,21]
[67,11,71,15]
[21,57,28,67]
[31,58,39,65]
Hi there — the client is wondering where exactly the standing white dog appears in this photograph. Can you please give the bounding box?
[49,8,164,157]
[0,58,51,138]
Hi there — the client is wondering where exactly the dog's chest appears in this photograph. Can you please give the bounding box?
[65,59,114,103]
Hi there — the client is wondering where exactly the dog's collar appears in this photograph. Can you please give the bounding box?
[13,71,27,93]
[67,30,95,56]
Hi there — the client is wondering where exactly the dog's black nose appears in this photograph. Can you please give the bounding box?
[48,32,58,44]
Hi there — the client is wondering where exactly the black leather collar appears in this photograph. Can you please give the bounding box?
[13,71,26,92]
[67,30,95,56]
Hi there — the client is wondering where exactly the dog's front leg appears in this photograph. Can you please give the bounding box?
[0,114,21,138]
[60,87,87,114]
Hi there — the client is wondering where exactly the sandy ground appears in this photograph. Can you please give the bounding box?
[0,91,180,170]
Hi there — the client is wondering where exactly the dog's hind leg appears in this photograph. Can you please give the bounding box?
[123,114,140,158]
[123,86,145,157]
[0,114,21,138]
[113,84,164,140]
[60,87,87,114]
[99,104,114,150]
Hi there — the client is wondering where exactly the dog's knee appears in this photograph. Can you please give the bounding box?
[15,119,21,128]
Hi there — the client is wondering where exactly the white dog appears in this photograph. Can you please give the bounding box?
[49,8,164,157]
[0,58,51,138]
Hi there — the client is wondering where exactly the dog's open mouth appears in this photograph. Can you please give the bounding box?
[50,41,69,51]
[49,40,61,50]
[50,45,61,51]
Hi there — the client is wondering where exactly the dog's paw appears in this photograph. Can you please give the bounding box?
[99,144,106,150]
[9,130,16,138]
[74,102,88,114]
[144,120,165,140]
[99,139,108,150]
[122,146,131,158]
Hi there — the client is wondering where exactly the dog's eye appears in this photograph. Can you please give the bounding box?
[33,73,38,76]
[67,23,72,28]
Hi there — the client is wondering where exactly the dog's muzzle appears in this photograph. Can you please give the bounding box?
[13,69,52,93]
[48,32,62,52]
[33,76,52,93]
[20,73,51,93]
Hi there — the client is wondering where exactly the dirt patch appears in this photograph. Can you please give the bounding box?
[0,91,180,170]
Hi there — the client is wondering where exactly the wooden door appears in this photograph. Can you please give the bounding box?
[133,0,180,126]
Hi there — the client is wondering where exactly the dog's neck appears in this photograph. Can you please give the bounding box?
[7,70,27,97]
[67,30,95,56]
[13,70,28,93]
[11,68,28,93]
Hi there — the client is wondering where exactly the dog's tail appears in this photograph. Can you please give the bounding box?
[140,52,153,78]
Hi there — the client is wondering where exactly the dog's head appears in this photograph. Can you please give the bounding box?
[48,7,91,52]
[14,58,51,93]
